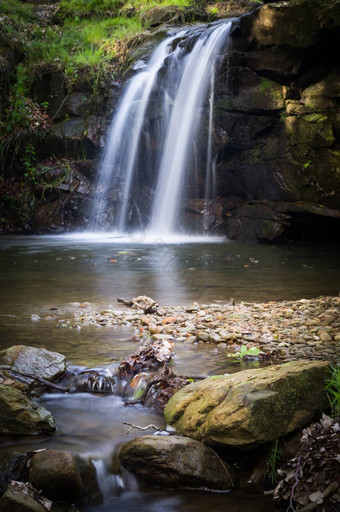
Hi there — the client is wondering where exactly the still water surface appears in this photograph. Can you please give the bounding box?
[0,235,339,511]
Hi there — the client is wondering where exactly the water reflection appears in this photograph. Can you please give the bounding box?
[0,236,339,314]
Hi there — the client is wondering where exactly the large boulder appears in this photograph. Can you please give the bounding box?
[0,345,66,383]
[119,435,234,490]
[164,361,330,448]
[28,450,83,503]
[0,385,56,435]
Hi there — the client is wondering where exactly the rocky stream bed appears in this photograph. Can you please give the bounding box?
[30,295,340,363]
[0,295,339,511]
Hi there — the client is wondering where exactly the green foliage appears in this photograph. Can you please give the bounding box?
[229,345,263,359]
[28,14,145,77]
[0,0,208,141]
[258,77,273,92]
[0,0,34,20]
[4,64,31,133]
[325,363,340,417]
[59,0,123,18]
[266,439,283,484]
[131,0,192,10]
[21,144,38,183]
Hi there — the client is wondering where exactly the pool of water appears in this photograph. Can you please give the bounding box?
[0,234,338,511]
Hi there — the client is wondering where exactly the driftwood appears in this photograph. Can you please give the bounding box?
[122,422,161,434]
[117,295,158,314]
[0,365,69,392]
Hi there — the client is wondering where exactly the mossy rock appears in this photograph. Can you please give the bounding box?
[243,0,340,49]
[0,385,56,435]
[164,361,330,448]
[217,67,284,112]
[284,113,335,148]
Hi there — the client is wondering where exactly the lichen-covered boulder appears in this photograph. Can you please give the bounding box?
[164,361,330,448]
[0,345,66,382]
[0,385,56,434]
[119,435,234,490]
[28,450,83,503]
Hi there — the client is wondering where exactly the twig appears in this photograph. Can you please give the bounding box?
[298,482,340,512]
[122,422,161,434]
[176,374,206,380]
[286,456,302,512]
[0,365,69,392]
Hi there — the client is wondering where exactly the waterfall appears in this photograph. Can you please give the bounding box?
[91,21,232,236]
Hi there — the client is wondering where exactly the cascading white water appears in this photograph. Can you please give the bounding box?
[150,22,231,235]
[91,34,182,230]
[91,21,232,236]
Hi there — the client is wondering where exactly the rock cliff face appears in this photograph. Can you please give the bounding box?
[212,0,340,241]
[1,0,339,241]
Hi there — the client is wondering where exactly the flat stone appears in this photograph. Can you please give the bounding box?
[209,332,221,343]
[0,345,66,383]
[197,332,209,342]
[319,332,333,342]
[119,435,234,490]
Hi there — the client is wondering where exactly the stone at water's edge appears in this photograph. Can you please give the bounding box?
[119,435,234,490]
[0,385,56,434]
[164,361,330,448]
[29,450,83,503]
[0,481,50,512]
[0,345,66,382]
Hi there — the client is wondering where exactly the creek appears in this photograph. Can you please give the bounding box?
[0,235,339,511]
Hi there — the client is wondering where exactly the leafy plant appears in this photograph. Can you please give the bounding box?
[229,345,263,360]
[325,363,340,417]
[21,144,38,183]
[266,439,283,485]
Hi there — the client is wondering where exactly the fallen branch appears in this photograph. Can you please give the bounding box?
[286,456,302,512]
[0,365,69,392]
[298,482,340,512]
[122,422,161,434]
[117,297,133,307]
[117,295,158,314]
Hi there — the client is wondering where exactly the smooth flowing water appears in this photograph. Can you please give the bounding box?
[92,21,232,234]
[0,235,339,511]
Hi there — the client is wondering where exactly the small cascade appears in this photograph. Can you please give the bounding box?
[63,367,117,394]
[92,459,125,501]
[91,21,233,236]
